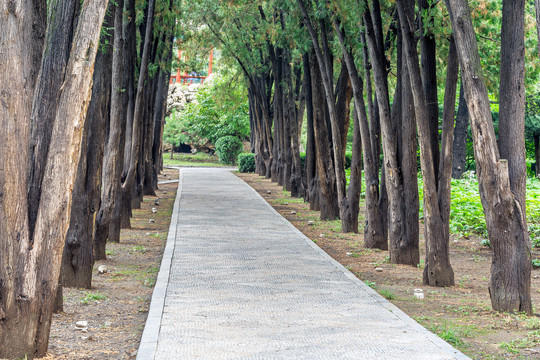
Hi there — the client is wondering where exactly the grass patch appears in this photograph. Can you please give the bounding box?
[379,288,396,300]
[429,322,475,347]
[500,330,540,354]
[80,291,107,305]
[162,152,226,167]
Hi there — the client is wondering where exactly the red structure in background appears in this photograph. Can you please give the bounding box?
[170,49,214,85]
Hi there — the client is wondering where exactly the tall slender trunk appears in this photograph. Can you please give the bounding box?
[303,52,317,207]
[334,17,386,244]
[419,0,440,176]
[493,0,531,313]
[298,0,348,226]
[397,0,454,284]
[122,0,156,204]
[446,0,531,312]
[62,7,114,288]
[94,0,128,260]
[364,5,417,264]
[311,54,339,219]
[452,85,469,179]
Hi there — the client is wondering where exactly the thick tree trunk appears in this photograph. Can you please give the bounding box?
[494,0,531,313]
[452,85,469,179]
[446,0,532,313]
[152,63,171,188]
[311,54,339,220]
[0,1,109,357]
[299,1,352,230]
[284,60,304,198]
[419,0,440,176]
[94,0,128,259]
[122,0,156,208]
[396,28,420,265]
[398,0,454,283]
[27,0,80,238]
[364,6,416,263]
[62,8,114,288]
[334,17,386,244]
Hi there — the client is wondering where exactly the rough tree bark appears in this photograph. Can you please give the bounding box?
[303,52,318,208]
[0,0,109,357]
[62,7,115,288]
[452,85,469,179]
[298,0,354,229]
[419,0,440,175]
[311,54,339,219]
[364,5,417,263]
[397,0,455,285]
[446,0,532,313]
[334,17,386,244]
[395,25,420,265]
[121,0,156,218]
[94,0,128,259]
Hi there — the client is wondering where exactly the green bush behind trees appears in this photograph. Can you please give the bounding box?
[215,136,243,165]
[163,71,250,151]
[238,153,255,172]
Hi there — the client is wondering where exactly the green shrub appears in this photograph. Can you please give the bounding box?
[238,153,256,173]
[215,136,243,165]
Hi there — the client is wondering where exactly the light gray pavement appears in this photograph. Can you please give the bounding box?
[138,168,470,360]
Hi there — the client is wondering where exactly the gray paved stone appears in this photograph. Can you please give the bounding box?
[140,168,470,360]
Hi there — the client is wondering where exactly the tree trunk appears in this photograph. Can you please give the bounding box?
[0,0,109,357]
[419,0,440,176]
[494,0,531,313]
[396,25,420,265]
[303,52,317,207]
[122,0,156,208]
[452,85,469,179]
[152,63,170,190]
[446,0,532,313]
[94,0,128,259]
[364,5,416,263]
[298,1,348,226]
[311,54,339,220]
[62,7,114,288]
[334,17,386,244]
[27,0,80,239]
[284,59,304,198]
[398,0,454,282]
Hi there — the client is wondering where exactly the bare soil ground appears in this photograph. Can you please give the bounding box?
[40,168,178,360]
[237,173,540,360]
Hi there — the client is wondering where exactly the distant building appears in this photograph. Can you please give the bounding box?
[170,48,214,85]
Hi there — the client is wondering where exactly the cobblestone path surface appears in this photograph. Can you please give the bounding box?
[138,168,469,360]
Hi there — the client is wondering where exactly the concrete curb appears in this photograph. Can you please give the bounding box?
[235,171,470,360]
[137,168,183,360]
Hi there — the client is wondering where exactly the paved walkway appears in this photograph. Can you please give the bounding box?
[138,168,469,360]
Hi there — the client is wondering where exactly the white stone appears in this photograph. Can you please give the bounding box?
[76,321,88,328]
[375,267,383,272]
[290,211,297,215]
[152,208,158,213]
[149,219,155,223]
[307,220,314,225]
[97,265,108,274]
